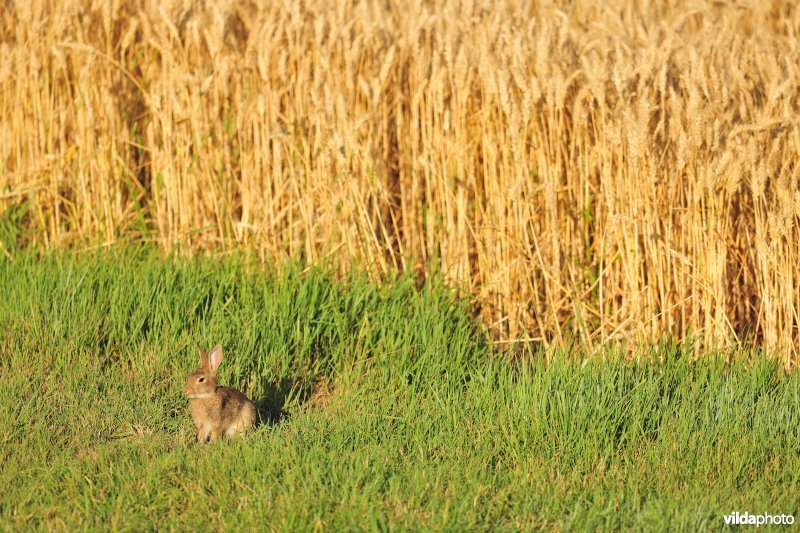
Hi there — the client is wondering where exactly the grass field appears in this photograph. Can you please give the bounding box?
[2,247,799,530]
[3,0,799,528]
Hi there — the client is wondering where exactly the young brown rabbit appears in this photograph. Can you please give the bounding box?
[184,345,256,443]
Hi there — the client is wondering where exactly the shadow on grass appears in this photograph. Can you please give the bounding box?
[254,377,293,427]
[254,375,329,428]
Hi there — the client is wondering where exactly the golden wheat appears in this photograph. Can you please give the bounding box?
[2,0,800,364]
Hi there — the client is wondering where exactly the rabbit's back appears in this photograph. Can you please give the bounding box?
[189,386,256,438]
[218,386,257,427]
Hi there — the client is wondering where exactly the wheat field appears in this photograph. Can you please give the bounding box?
[2,0,799,362]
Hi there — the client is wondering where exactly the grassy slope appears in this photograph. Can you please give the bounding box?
[1,249,799,531]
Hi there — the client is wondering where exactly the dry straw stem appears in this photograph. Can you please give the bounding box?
[2,0,800,364]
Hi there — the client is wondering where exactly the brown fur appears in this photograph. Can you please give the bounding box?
[184,345,256,443]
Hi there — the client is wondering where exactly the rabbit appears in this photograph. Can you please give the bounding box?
[184,344,257,443]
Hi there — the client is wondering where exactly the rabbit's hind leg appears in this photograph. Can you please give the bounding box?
[197,426,211,444]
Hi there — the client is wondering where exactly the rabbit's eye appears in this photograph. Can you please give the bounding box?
[198,377,205,383]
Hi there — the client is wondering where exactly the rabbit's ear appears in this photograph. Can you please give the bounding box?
[198,345,209,368]
[208,345,223,372]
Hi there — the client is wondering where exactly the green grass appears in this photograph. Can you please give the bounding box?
[1,247,799,531]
